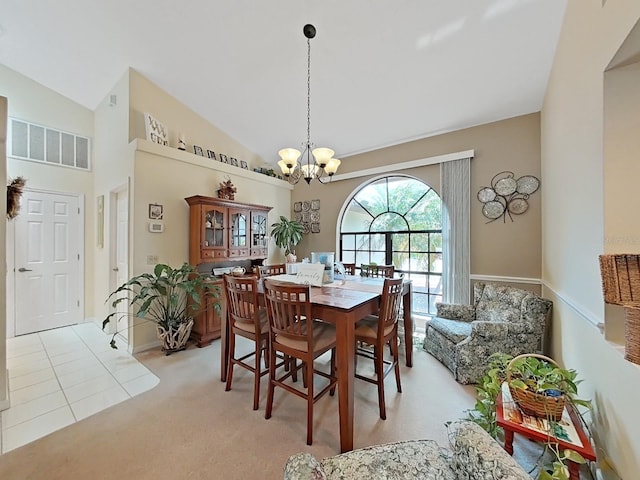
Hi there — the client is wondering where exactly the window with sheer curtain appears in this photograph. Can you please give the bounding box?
[339,176,442,316]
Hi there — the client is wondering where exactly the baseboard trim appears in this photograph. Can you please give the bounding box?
[131,339,161,354]
[469,274,541,285]
[0,370,11,411]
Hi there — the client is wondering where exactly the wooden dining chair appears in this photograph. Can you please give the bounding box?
[360,264,395,278]
[262,279,338,445]
[354,277,404,420]
[259,263,287,277]
[341,263,356,275]
[223,274,270,410]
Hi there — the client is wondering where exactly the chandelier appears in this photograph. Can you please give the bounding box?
[278,24,341,185]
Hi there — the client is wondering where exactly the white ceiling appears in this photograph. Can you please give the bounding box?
[0,0,567,164]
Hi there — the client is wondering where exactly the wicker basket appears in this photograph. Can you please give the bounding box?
[599,254,640,365]
[507,354,566,421]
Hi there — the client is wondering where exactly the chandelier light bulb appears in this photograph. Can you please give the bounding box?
[324,158,341,175]
[278,148,301,168]
[312,147,334,168]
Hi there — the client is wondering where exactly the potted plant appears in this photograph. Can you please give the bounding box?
[103,263,219,354]
[270,215,304,262]
[465,352,593,480]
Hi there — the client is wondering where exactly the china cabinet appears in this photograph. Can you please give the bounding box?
[185,195,272,265]
[185,195,272,347]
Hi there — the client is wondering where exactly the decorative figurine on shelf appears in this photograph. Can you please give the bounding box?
[217,176,237,200]
[177,134,186,151]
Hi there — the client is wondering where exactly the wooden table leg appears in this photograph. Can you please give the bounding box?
[503,428,514,455]
[335,314,355,453]
[403,283,413,367]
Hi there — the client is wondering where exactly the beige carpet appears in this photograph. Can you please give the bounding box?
[0,338,537,479]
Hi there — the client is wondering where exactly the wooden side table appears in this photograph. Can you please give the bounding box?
[496,385,595,480]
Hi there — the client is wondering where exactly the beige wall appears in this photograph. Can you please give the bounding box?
[128,70,264,169]
[127,145,291,347]
[120,71,292,348]
[292,113,542,283]
[604,61,640,253]
[542,0,640,477]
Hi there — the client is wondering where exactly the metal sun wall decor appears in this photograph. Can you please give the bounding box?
[477,171,540,223]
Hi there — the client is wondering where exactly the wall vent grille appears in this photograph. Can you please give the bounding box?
[8,118,91,171]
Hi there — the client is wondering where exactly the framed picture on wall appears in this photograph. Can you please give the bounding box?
[149,203,164,220]
[193,145,204,156]
[240,160,248,169]
[230,157,239,167]
[220,154,229,164]
[207,150,217,160]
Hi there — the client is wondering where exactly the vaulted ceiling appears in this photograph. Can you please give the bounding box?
[0,0,567,164]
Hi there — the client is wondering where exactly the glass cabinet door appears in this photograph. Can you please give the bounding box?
[204,207,226,248]
[229,209,248,247]
[251,211,268,248]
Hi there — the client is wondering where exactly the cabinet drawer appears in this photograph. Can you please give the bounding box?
[201,249,215,259]
[228,248,249,258]
[251,248,267,258]
[202,249,227,259]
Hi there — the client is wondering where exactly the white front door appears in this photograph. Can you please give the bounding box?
[15,190,82,335]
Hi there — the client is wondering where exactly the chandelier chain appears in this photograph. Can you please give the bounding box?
[306,37,311,149]
[277,24,340,185]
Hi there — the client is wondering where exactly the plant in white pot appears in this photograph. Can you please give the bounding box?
[270,215,304,262]
[103,263,219,354]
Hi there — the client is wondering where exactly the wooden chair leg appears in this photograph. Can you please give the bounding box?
[265,343,276,420]
[253,341,262,410]
[225,333,236,392]
[306,359,314,445]
[329,348,336,396]
[375,345,386,420]
[393,334,402,394]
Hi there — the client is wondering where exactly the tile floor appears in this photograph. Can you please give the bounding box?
[1,323,159,454]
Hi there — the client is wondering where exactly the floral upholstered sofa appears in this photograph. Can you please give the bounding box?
[424,282,553,384]
[283,421,530,480]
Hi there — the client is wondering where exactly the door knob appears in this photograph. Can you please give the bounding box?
[112,267,119,272]
[18,267,33,272]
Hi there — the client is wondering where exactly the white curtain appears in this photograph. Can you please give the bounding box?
[441,157,471,304]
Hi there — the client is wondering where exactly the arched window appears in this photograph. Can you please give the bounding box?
[339,176,442,316]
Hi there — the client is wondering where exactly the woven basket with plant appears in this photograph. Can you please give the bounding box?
[506,354,570,421]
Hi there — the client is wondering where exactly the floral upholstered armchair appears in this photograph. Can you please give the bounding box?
[283,421,530,480]
[424,282,553,384]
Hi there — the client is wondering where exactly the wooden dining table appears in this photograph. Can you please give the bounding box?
[219,274,413,453]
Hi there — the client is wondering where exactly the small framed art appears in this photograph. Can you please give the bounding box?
[230,157,239,167]
[240,160,248,169]
[220,154,229,164]
[193,145,204,156]
[207,150,217,160]
[149,203,164,220]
